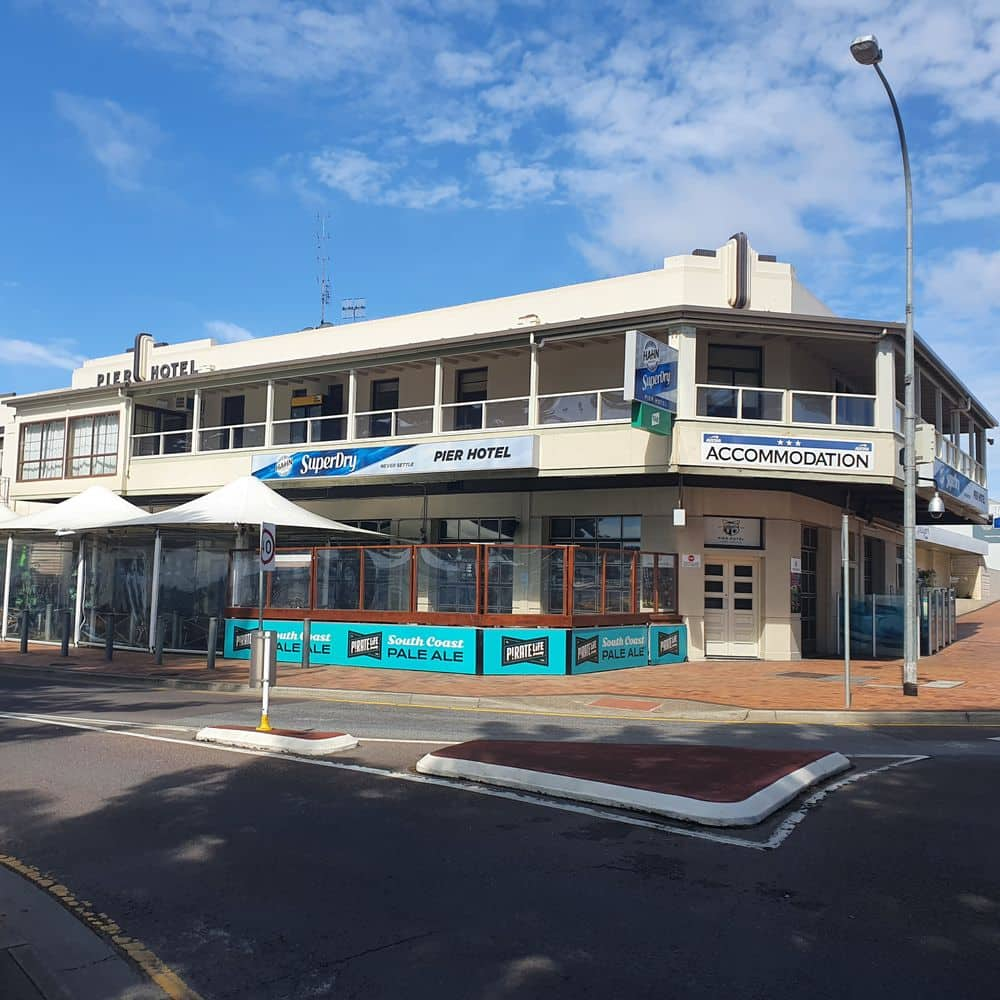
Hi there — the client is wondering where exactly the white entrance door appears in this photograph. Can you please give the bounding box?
[703,558,760,657]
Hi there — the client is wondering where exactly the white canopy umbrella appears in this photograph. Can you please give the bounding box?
[9,485,148,533]
[0,504,20,527]
[100,475,384,536]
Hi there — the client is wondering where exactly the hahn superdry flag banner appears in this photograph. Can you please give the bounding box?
[252,436,538,481]
[701,433,873,473]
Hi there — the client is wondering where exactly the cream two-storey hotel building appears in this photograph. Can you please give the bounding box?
[0,235,992,664]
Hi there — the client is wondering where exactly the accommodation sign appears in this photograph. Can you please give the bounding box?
[701,433,873,473]
[252,436,538,481]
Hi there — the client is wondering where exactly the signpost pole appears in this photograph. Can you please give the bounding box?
[257,522,276,733]
[841,513,851,709]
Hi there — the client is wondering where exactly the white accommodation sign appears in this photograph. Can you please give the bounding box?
[701,432,873,472]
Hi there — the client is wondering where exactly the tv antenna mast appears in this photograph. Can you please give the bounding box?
[315,213,332,326]
[341,297,367,322]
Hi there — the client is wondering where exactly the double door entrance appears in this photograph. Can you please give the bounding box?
[704,558,760,657]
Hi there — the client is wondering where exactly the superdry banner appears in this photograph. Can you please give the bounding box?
[701,433,873,473]
[623,330,677,413]
[251,436,538,481]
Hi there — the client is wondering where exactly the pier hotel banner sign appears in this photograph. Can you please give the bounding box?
[701,433,874,473]
[252,436,538,481]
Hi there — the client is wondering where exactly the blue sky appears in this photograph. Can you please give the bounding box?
[1,1,998,472]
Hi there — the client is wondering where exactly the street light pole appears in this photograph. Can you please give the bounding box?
[851,35,918,696]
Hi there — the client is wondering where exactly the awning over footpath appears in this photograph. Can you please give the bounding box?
[8,486,147,533]
[99,475,384,536]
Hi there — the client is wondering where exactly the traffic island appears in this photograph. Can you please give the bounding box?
[416,741,851,827]
[195,725,359,755]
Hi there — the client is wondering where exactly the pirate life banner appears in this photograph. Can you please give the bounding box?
[481,628,568,676]
[647,625,687,665]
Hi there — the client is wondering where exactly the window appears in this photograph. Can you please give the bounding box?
[707,344,763,419]
[549,515,641,613]
[69,414,119,477]
[455,367,488,431]
[19,419,65,481]
[369,379,399,438]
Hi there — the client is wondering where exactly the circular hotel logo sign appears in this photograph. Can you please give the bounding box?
[276,455,294,477]
[642,339,660,372]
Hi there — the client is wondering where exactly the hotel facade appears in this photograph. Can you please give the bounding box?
[0,236,992,666]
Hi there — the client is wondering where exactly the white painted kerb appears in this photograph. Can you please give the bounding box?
[196,727,358,756]
[415,751,851,827]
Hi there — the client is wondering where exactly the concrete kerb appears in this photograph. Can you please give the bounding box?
[3,661,1000,727]
[195,727,358,755]
[415,750,853,827]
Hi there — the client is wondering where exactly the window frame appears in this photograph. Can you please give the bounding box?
[17,418,67,482]
[67,412,120,480]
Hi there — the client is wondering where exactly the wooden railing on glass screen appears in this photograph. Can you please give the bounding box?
[226,545,679,627]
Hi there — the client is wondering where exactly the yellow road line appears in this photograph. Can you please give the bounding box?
[0,853,203,1000]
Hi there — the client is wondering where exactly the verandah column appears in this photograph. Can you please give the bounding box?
[1,534,11,641]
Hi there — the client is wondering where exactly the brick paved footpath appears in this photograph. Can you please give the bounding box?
[2,603,999,713]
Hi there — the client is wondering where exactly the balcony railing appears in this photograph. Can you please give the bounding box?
[695,384,877,428]
[130,386,631,458]
[937,431,986,487]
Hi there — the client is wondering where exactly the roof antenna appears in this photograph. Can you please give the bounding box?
[315,213,333,327]
[341,297,366,322]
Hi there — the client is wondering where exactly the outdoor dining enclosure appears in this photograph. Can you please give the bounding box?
[229,544,678,627]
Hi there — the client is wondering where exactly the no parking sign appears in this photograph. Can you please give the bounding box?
[260,522,276,573]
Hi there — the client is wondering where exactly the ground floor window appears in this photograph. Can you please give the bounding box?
[801,526,818,656]
[548,515,641,613]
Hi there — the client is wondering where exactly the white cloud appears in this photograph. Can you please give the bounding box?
[309,149,465,209]
[205,320,255,342]
[53,91,162,190]
[923,248,1000,322]
[0,339,85,371]
[477,152,556,206]
[310,150,392,202]
[435,50,499,87]
[930,182,1000,222]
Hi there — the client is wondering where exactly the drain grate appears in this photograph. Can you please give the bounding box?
[774,671,839,680]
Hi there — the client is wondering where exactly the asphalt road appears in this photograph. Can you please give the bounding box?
[2,674,1000,999]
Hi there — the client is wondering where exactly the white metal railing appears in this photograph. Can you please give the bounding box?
[537,388,630,426]
[354,405,434,440]
[272,414,348,447]
[130,387,632,457]
[132,429,193,456]
[442,395,530,432]
[936,430,986,486]
[695,384,877,428]
[199,421,266,452]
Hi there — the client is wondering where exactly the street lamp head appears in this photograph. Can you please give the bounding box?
[850,35,883,65]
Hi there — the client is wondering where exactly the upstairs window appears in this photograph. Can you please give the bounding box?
[19,419,65,481]
[69,413,119,477]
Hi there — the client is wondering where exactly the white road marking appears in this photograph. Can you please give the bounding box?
[0,712,195,733]
[0,711,929,851]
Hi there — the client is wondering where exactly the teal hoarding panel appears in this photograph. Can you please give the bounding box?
[481,628,568,675]
[648,625,687,664]
[570,626,649,674]
[224,619,478,674]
